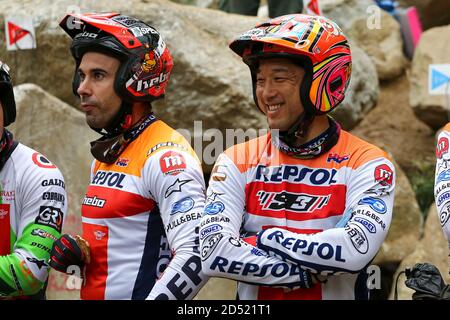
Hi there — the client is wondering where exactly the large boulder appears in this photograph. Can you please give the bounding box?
[0,0,378,153]
[410,25,450,130]
[397,0,450,30]
[322,0,408,81]
[9,83,98,299]
[389,204,450,300]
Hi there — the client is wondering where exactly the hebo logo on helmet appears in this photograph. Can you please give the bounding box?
[130,26,158,37]
[136,72,170,92]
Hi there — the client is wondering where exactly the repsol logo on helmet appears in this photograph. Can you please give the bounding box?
[255,165,338,185]
[92,171,126,189]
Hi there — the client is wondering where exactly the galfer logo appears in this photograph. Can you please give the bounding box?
[256,190,330,213]
[358,197,387,214]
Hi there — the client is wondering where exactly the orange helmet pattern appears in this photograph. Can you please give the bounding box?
[230,14,352,115]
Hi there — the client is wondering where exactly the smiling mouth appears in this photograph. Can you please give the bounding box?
[267,103,282,112]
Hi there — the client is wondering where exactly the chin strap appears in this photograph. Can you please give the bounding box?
[273,116,341,159]
[279,111,315,146]
[90,113,157,164]
[89,101,134,137]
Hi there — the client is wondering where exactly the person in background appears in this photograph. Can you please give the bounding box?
[0,60,67,299]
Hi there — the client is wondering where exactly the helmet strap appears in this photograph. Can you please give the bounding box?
[89,100,133,137]
[278,110,315,147]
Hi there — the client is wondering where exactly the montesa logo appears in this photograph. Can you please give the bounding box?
[256,190,330,213]
[83,196,106,208]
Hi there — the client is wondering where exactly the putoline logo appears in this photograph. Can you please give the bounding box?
[429,64,450,95]
[4,16,36,51]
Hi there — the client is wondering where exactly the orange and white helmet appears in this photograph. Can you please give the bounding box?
[230,14,352,116]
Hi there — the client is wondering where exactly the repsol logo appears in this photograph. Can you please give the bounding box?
[42,192,65,205]
[265,230,346,262]
[210,256,305,278]
[255,165,338,185]
[92,171,126,188]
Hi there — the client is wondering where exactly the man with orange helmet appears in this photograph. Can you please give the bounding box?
[200,14,395,300]
[49,13,208,300]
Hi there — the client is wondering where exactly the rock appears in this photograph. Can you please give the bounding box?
[322,0,408,81]
[351,73,435,175]
[397,0,450,30]
[195,278,237,300]
[9,83,99,299]
[194,0,220,9]
[389,204,450,300]
[410,25,450,130]
[0,0,379,161]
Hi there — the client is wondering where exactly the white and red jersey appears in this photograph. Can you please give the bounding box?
[434,123,450,247]
[200,130,395,300]
[80,119,208,300]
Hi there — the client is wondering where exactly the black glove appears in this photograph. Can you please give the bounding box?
[49,234,84,273]
[405,263,450,300]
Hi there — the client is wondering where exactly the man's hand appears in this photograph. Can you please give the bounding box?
[49,234,90,273]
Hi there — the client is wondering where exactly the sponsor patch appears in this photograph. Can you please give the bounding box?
[327,153,349,164]
[171,197,195,215]
[374,164,393,187]
[35,206,63,232]
[115,158,130,167]
[346,223,369,254]
[201,233,223,261]
[160,151,186,176]
[436,137,449,159]
[437,170,450,184]
[164,178,192,198]
[204,201,225,215]
[200,224,223,239]
[32,152,56,169]
[358,197,387,214]
[353,217,376,233]
[31,228,58,241]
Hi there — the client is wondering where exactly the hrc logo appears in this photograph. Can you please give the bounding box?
[326,153,349,164]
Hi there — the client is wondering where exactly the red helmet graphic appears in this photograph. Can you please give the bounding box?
[59,12,173,103]
[230,14,352,116]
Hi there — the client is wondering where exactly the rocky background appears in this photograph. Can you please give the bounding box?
[1,0,449,300]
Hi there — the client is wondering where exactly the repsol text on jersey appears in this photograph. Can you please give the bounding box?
[255,165,338,185]
[209,256,306,279]
[92,171,126,188]
[264,230,346,262]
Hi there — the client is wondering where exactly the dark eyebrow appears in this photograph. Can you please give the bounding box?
[78,67,108,74]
